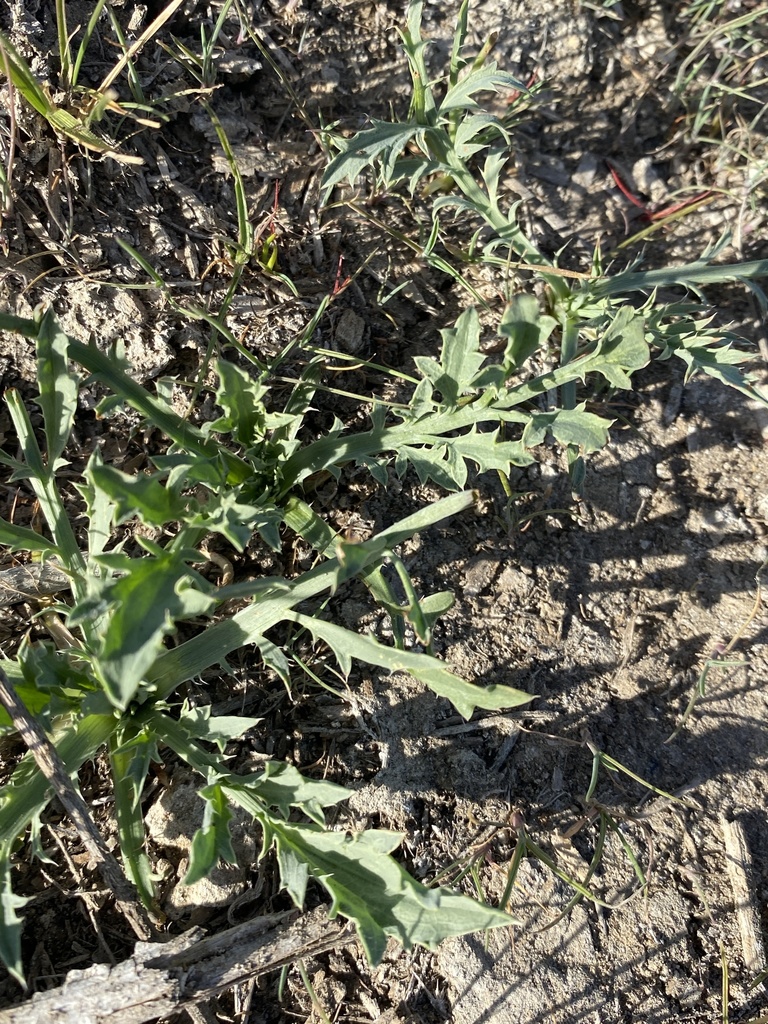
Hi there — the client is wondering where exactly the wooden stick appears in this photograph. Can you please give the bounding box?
[720,815,767,979]
[0,906,355,1024]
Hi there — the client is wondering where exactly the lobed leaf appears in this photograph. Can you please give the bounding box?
[258,820,516,965]
[84,553,216,709]
[183,783,238,887]
[88,460,187,526]
[323,121,423,194]
[439,63,526,113]
[576,307,650,389]
[290,612,532,719]
[209,359,268,447]
[522,406,613,455]
[420,306,487,408]
[179,702,261,753]
[670,338,768,404]
[228,761,351,827]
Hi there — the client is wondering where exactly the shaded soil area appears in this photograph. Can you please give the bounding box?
[0,1,767,1022]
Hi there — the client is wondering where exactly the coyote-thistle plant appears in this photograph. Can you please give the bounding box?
[322,0,768,490]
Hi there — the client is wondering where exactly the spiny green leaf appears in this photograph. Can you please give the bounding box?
[290,612,531,719]
[190,490,280,551]
[400,0,437,126]
[413,307,486,408]
[453,113,509,155]
[88,460,187,526]
[522,406,613,455]
[439,63,526,113]
[396,444,463,489]
[76,452,117,562]
[255,636,292,688]
[183,783,238,887]
[323,121,422,194]
[450,427,533,473]
[671,339,768,404]
[209,359,268,446]
[496,294,557,374]
[86,554,216,709]
[577,307,650,388]
[147,491,478,701]
[436,306,486,407]
[227,761,351,826]
[260,820,515,965]
[180,702,261,753]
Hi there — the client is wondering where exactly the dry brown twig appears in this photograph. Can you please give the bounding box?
[0,905,355,1024]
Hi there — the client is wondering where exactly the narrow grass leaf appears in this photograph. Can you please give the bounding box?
[0,31,51,115]
[594,258,768,298]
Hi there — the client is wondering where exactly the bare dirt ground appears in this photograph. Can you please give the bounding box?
[0,1,767,1022]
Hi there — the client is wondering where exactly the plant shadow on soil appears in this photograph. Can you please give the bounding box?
[327,358,767,1021]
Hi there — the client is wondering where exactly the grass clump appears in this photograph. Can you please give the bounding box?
[0,0,179,162]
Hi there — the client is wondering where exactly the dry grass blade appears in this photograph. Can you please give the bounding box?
[98,0,186,93]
